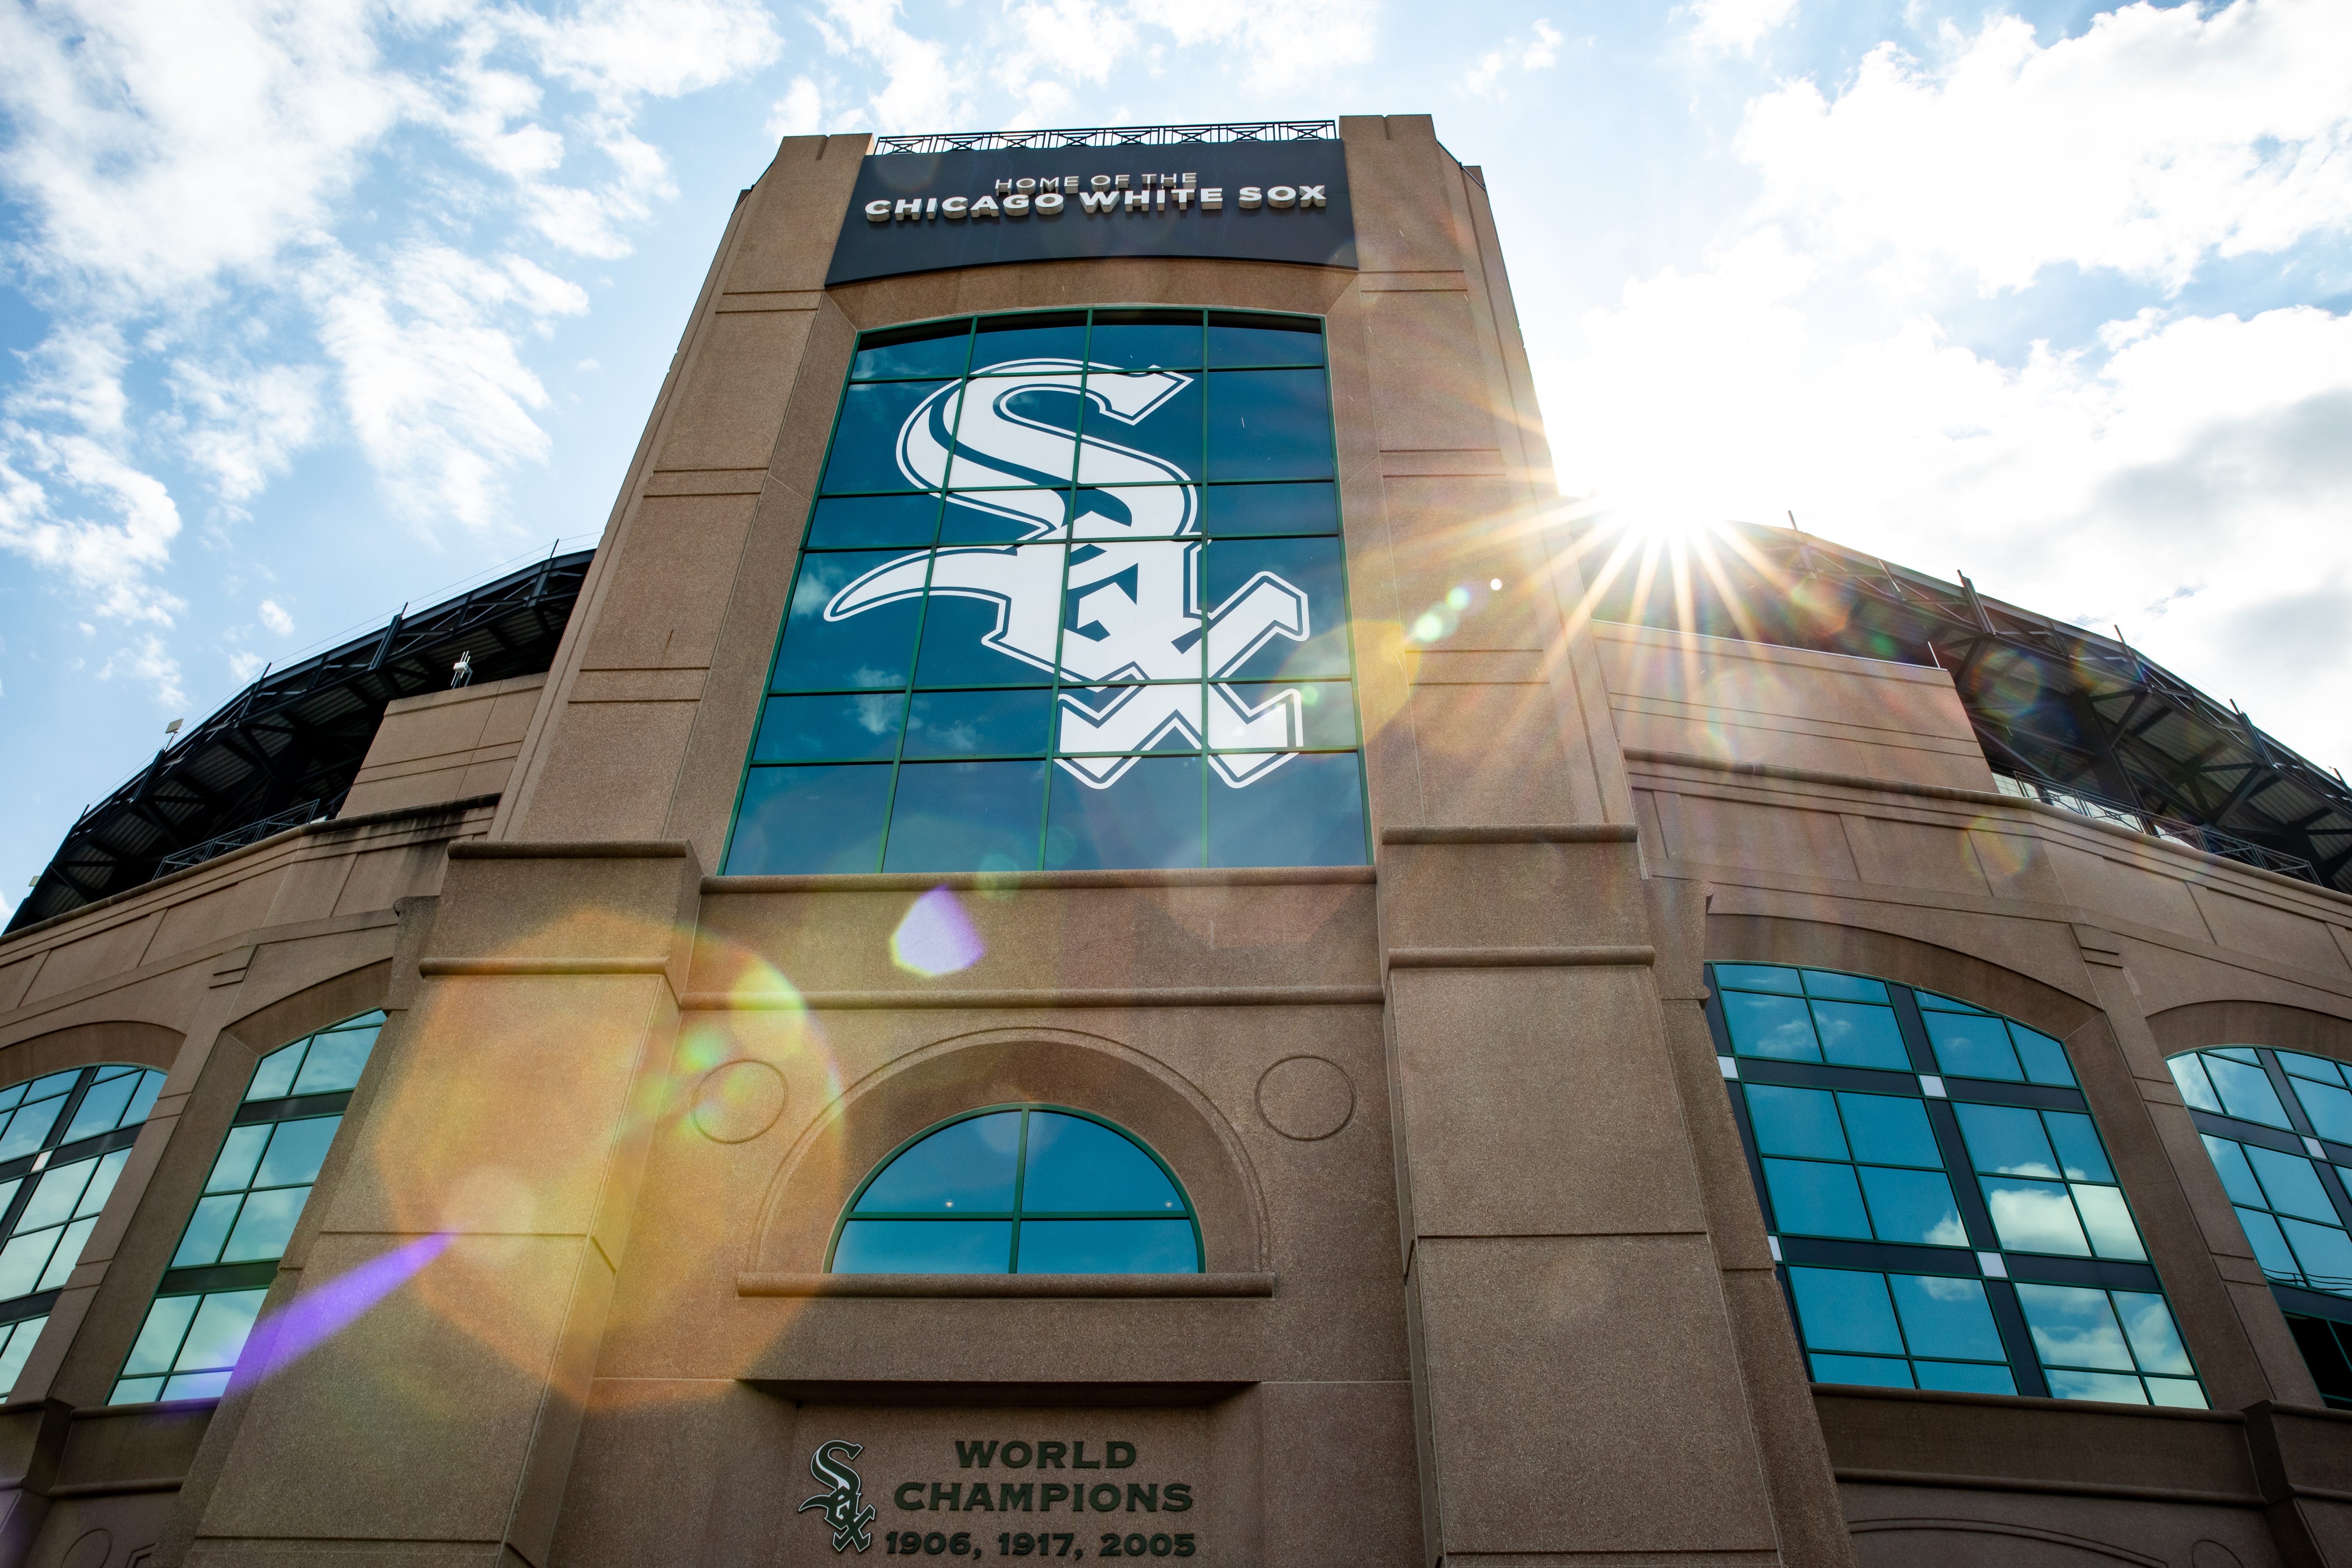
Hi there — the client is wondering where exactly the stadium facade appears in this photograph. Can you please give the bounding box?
[2,113,2352,1568]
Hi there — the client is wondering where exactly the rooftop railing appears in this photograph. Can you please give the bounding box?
[1994,772,2320,884]
[154,797,344,876]
[875,121,1336,155]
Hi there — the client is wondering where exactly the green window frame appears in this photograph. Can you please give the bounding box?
[829,1104,1201,1276]
[725,306,1369,876]
[110,1010,384,1405]
[2167,1045,2352,1408]
[1709,962,2206,1407]
[0,1062,166,1398]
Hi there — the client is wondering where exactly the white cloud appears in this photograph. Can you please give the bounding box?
[1737,0,2352,291]
[258,599,294,635]
[815,0,963,134]
[768,75,827,139]
[1687,0,1797,56]
[1127,0,1375,88]
[96,633,187,708]
[1462,18,1567,95]
[228,649,270,683]
[168,360,326,503]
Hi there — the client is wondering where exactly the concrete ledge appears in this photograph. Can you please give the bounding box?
[1383,824,1637,845]
[685,986,1387,1011]
[1387,945,1654,969]
[703,866,1376,893]
[739,1273,1275,1298]
[419,957,671,977]
[448,839,694,860]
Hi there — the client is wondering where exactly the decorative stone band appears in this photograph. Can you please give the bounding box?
[738,1272,1275,1298]
[682,986,1386,1011]
[1386,945,1655,969]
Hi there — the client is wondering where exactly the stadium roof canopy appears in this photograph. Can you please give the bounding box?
[1584,519,2352,895]
[9,549,594,935]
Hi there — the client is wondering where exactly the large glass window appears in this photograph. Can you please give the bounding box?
[2168,1045,2352,1408]
[830,1105,1201,1275]
[727,308,1368,876]
[0,1063,166,1399]
[1709,963,2206,1406]
[110,1011,383,1405]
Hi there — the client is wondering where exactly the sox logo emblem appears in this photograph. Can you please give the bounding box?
[825,358,1313,788]
[798,1439,877,1553]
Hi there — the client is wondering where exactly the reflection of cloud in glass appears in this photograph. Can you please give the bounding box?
[1926,1213,1969,1247]
[891,886,984,977]
[1983,1180,2090,1254]
[852,693,899,735]
[2015,1283,2135,1369]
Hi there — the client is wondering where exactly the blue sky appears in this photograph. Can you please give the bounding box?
[3,0,2349,918]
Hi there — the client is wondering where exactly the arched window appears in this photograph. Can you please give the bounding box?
[110,1009,384,1405]
[1707,962,2206,1407]
[0,1062,168,1397]
[830,1106,1201,1276]
[2167,1045,2352,1407]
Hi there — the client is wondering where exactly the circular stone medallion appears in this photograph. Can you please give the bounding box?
[1257,1056,1355,1141]
[691,1060,788,1144]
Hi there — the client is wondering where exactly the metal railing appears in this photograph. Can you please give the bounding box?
[876,121,1336,155]
[155,797,344,876]
[1994,773,2319,883]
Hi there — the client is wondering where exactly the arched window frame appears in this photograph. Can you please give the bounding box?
[826,1102,1204,1275]
[1705,961,2206,1407]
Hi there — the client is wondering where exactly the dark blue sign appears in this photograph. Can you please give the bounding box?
[824,142,1355,286]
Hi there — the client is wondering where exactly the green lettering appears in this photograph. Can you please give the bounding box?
[957,1442,999,1469]
[1161,1485,1192,1514]
[1001,1484,1034,1511]
[1038,1442,1068,1469]
[1089,1485,1120,1512]
[1073,1442,1100,1470]
[1001,1442,1034,1468]
[1124,1485,1157,1513]
[1105,1442,1136,1470]
[896,1483,927,1510]
[1041,1484,1070,1511]
[966,1485,996,1513]
[930,1484,962,1511]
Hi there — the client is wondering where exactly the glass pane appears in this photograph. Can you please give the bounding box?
[175,1290,266,1371]
[37,1217,96,1290]
[2009,1025,2078,1086]
[2203,1055,2291,1127]
[1014,1219,1196,1273]
[1858,1167,1968,1246]
[207,1126,271,1194]
[1915,991,1989,1014]
[1205,751,1366,870]
[2296,1079,2352,1144]
[1743,1086,1847,1160]
[2046,1369,2146,1403]
[771,550,926,692]
[111,1376,165,1405]
[77,1149,128,1219]
[1801,971,1887,1002]
[256,1119,341,1189]
[1201,481,1339,536]
[1206,312,1323,368]
[942,489,1071,545]
[0,1233,54,1299]
[2042,1112,2114,1182]
[882,760,1048,874]
[1045,756,1203,870]
[0,1084,23,1112]
[1788,1267,1903,1354]
[161,1370,233,1401]
[1837,1093,1941,1168]
[1059,684,1202,756]
[0,1315,44,1396]
[1762,1160,1872,1239]
[2281,1218,2352,1288]
[1204,537,1346,682]
[754,693,906,763]
[2112,1291,2194,1375]
[1913,1360,2016,1394]
[2281,1052,2349,1085]
[725,765,892,876]
[1723,992,1819,1060]
[173,1195,242,1268]
[2015,1283,2134,1369]
[824,381,958,493]
[1888,1274,2005,1360]
[63,1075,137,1142]
[1925,1012,2022,1080]
[291,1031,374,1097]
[972,312,1088,371]
[1955,1103,2060,1176]
[2246,1144,2339,1223]
[0,1099,63,1161]
[2147,1376,2209,1408]
[2203,1136,2267,1208]
[1215,681,1357,751]
[1204,370,1332,480]
[914,544,1069,688]
[902,689,1054,758]
[1811,1002,1910,1070]
[1809,1353,1913,1387]
[1980,1177,2091,1254]
[833,1219,1012,1274]
[18,1161,94,1230]
[1070,486,1196,542]
[1087,310,1204,373]
[1019,1114,1184,1213]
[807,493,944,550]
[955,377,1084,488]
[220,1187,307,1262]
[856,1113,1023,1213]
[2169,1055,2223,1114]
[246,1044,303,1103]
[853,320,972,381]
[2074,1185,2148,1260]
[1715,964,1801,994]
[2237,1206,2300,1278]
[122,1070,163,1127]
[1075,372,1200,486]
[122,1296,199,1375]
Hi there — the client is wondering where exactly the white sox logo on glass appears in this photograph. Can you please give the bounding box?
[824,359,1311,789]
[801,1439,879,1554]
